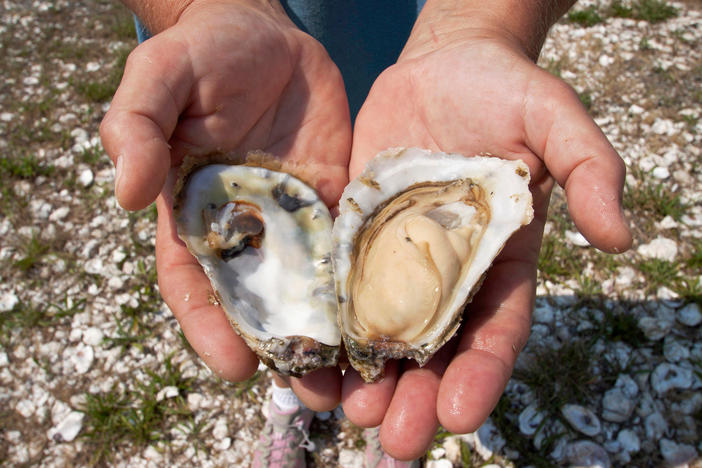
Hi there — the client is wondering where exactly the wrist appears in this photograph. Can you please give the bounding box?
[121,0,288,34]
[403,0,576,61]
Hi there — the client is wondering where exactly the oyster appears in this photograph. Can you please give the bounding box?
[334,148,533,382]
[174,157,340,376]
[174,149,533,382]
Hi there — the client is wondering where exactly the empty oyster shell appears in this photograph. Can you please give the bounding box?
[334,148,533,382]
[174,158,340,376]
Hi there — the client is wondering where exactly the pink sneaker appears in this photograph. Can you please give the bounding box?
[252,400,316,468]
[364,427,421,468]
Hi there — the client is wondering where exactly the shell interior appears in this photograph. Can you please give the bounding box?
[175,164,340,375]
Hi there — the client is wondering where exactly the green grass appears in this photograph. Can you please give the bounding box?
[545,58,565,78]
[429,429,477,466]
[80,354,195,465]
[13,235,50,272]
[635,0,678,22]
[0,153,54,180]
[602,0,678,22]
[0,296,85,347]
[104,316,152,354]
[686,240,702,270]
[489,395,557,468]
[111,13,137,40]
[588,306,647,349]
[576,272,604,299]
[104,258,161,353]
[624,179,688,222]
[610,0,635,18]
[568,6,603,26]
[513,341,601,410]
[637,258,679,294]
[75,47,130,103]
[538,235,579,280]
[578,91,593,111]
[81,146,106,165]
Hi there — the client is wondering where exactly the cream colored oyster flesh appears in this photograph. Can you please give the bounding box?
[334,148,533,382]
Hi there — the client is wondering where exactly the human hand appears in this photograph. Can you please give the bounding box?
[100,0,351,409]
[342,1,632,460]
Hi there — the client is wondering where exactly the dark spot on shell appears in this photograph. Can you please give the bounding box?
[272,183,314,212]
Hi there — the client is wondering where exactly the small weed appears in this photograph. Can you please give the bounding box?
[14,235,50,272]
[0,153,54,180]
[111,14,137,40]
[610,1,634,18]
[81,354,194,464]
[686,241,702,270]
[0,296,85,346]
[81,146,105,165]
[514,341,600,410]
[104,316,152,354]
[460,438,473,466]
[80,389,132,465]
[640,37,651,50]
[578,91,593,111]
[575,273,603,300]
[637,258,679,294]
[609,0,677,22]
[490,395,555,468]
[624,179,687,221]
[635,0,678,23]
[234,371,263,399]
[674,280,701,308]
[75,47,130,103]
[568,6,603,27]
[538,235,579,280]
[545,58,565,78]
[595,307,647,348]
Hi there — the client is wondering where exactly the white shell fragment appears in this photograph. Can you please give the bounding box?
[175,162,340,376]
[334,148,533,382]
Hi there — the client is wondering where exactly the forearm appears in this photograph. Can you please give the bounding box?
[406,0,577,60]
[120,0,286,34]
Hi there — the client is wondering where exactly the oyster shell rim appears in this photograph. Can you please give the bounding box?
[173,153,341,377]
[333,147,534,382]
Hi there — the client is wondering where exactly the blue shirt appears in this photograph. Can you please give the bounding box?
[135,1,426,118]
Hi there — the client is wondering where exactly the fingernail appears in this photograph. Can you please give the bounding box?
[114,155,124,206]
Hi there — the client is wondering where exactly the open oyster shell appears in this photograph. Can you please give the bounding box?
[174,156,340,376]
[174,148,533,382]
[333,148,534,382]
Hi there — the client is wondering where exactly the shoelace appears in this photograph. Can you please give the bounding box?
[291,418,316,452]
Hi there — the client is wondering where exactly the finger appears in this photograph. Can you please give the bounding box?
[379,348,454,461]
[289,366,342,412]
[100,38,192,210]
[435,199,547,433]
[341,361,398,428]
[524,72,631,253]
[155,171,259,381]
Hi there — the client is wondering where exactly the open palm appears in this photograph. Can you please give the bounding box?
[100,1,351,406]
[342,37,632,459]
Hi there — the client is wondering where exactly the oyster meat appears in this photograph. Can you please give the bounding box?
[174,159,340,376]
[334,148,533,382]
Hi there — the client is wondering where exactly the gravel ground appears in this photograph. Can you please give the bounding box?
[0,0,700,467]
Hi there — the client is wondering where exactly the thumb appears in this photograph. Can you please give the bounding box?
[525,72,632,253]
[100,37,192,210]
